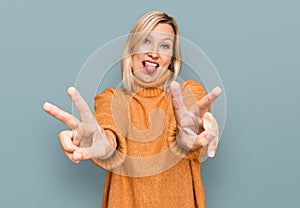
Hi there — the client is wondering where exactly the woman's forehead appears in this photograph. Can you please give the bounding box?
[152,23,174,34]
[147,23,175,41]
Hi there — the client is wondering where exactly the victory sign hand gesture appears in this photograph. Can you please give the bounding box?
[43,87,116,163]
[170,81,222,158]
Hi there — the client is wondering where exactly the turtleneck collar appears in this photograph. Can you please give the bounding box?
[132,69,173,97]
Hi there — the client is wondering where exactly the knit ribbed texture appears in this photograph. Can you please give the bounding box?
[92,70,207,208]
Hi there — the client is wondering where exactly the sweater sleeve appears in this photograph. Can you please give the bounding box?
[91,88,127,170]
[167,80,208,162]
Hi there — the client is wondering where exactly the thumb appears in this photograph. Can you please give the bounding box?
[72,148,91,163]
[202,112,219,158]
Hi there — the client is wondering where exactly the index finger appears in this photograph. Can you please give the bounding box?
[68,87,94,123]
[170,81,187,123]
[197,86,222,116]
[43,102,80,129]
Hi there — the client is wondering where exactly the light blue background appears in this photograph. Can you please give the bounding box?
[1,0,299,207]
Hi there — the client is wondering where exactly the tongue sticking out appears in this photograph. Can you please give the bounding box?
[143,62,158,74]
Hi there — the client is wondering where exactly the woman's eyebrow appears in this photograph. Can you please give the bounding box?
[148,34,174,42]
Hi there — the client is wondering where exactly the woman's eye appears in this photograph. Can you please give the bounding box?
[161,43,170,49]
[144,38,151,45]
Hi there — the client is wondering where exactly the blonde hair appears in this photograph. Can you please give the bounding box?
[121,11,181,92]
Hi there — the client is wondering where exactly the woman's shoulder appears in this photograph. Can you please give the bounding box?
[179,80,207,100]
[94,88,116,109]
[94,87,130,108]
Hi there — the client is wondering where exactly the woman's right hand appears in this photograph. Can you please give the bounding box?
[43,87,116,163]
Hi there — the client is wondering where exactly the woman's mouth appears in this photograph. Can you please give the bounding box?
[142,60,159,74]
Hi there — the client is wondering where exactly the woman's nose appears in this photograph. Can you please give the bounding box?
[147,47,159,59]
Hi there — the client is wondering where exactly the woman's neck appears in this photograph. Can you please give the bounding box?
[132,69,173,97]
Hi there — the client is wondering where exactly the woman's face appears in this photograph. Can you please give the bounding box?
[131,23,175,83]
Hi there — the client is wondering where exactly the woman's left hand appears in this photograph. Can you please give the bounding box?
[170,81,222,158]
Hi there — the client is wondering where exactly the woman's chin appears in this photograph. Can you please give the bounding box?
[137,74,157,83]
[133,70,159,83]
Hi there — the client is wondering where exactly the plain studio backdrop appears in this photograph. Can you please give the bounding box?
[1,0,299,207]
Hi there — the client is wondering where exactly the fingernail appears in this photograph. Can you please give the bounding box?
[75,160,80,164]
[67,87,75,98]
[73,151,82,161]
[214,86,222,95]
[208,151,215,158]
[43,102,50,110]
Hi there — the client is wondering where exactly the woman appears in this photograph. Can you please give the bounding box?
[43,10,221,208]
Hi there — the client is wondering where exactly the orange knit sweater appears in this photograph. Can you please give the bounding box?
[93,70,207,208]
